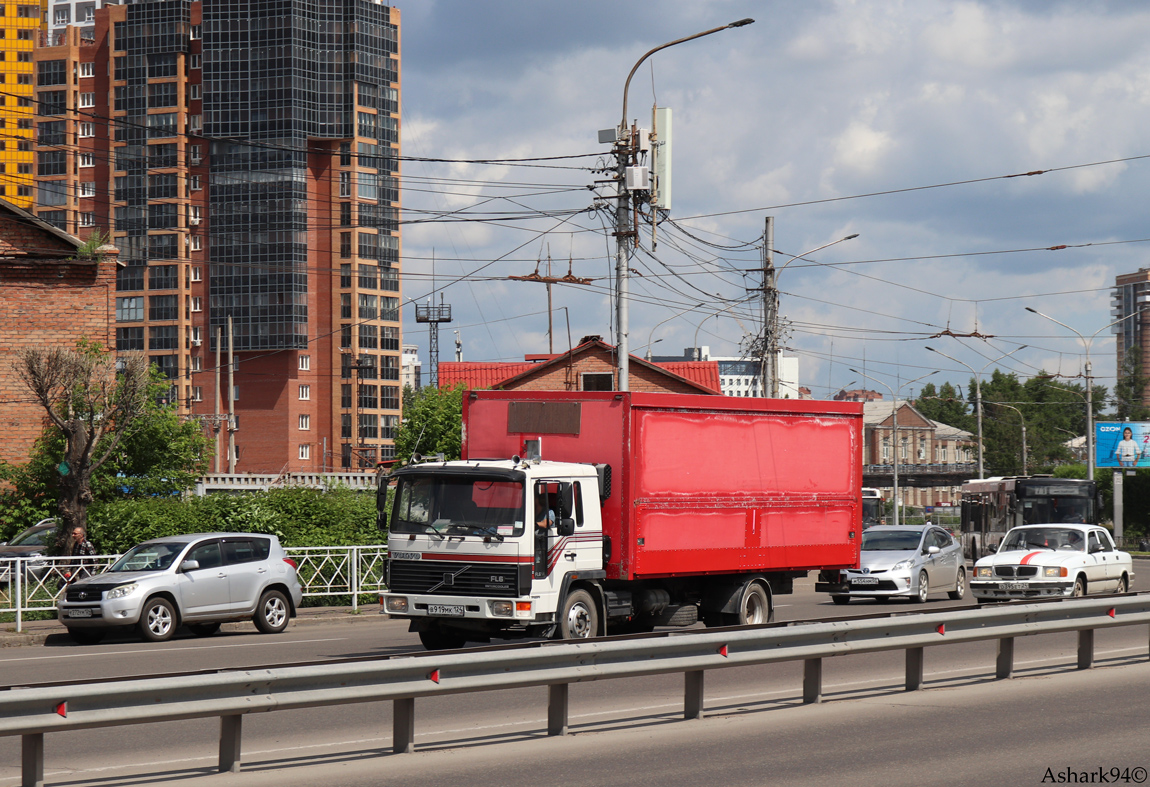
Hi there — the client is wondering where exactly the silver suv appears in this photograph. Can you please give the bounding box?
[57,533,303,644]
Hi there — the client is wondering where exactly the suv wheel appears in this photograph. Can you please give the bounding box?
[254,589,290,634]
[138,597,177,642]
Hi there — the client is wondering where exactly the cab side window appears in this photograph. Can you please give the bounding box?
[187,540,222,570]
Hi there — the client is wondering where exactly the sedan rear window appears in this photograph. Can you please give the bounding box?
[223,537,271,564]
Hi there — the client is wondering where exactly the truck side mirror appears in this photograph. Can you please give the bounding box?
[557,518,575,537]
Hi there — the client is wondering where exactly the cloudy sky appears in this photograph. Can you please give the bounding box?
[395,0,1150,403]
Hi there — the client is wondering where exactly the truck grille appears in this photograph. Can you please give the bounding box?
[388,560,519,598]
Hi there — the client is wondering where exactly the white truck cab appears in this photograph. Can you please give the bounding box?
[381,457,605,649]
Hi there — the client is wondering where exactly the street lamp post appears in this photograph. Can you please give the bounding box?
[761,232,859,397]
[613,19,754,391]
[1024,308,1144,481]
[644,302,703,361]
[849,368,938,526]
[924,345,1027,479]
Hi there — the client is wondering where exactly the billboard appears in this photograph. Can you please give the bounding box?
[1095,422,1150,468]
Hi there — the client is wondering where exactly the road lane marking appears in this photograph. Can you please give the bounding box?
[0,637,349,664]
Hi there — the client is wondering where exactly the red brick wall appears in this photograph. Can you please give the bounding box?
[0,257,117,466]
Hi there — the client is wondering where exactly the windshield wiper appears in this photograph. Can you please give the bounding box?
[471,525,505,542]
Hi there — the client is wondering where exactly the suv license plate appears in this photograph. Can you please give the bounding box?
[998,582,1027,591]
[851,577,879,585]
[66,609,93,618]
[428,604,464,617]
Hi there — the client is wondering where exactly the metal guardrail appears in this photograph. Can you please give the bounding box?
[0,546,388,631]
[4,593,1150,786]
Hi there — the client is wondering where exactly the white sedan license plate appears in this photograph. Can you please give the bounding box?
[427,604,464,617]
[66,609,94,618]
[998,582,1027,591]
[851,576,879,585]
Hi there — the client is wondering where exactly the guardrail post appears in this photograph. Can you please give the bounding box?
[15,559,23,633]
[684,670,705,719]
[802,658,822,704]
[996,637,1014,680]
[905,647,924,691]
[393,697,415,753]
[548,683,569,735]
[22,732,44,787]
[1078,629,1094,670]
[219,715,242,773]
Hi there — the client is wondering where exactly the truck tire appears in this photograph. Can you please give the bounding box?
[419,626,467,650]
[736,581,772,625]
[831,595,850,605]
[558,589,598,639]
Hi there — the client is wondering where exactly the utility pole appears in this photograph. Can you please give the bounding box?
[510,256,591,355]
[214,326,222,473]
[760,216,775,398]
[227,315,236,473]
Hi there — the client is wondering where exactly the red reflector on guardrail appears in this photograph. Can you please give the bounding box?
[55,702,66,717]
[937,624,946,635]
[719,645,728,657]
[428,669,440,684]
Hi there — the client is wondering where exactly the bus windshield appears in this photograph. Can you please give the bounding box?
[391,475,526,539]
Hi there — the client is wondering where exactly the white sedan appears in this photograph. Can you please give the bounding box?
[971,524,1133,602]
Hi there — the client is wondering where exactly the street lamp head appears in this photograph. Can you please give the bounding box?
[729,18,755,27]
[1024,307,1038,314]
[844,233,859,240]
[925,346,936,353]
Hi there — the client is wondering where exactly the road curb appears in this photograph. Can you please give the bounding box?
[1,605,386,648]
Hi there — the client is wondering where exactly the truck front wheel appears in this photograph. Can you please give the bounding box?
[558,589,598,640]
[737,582,772,625]
[418,626,467,650]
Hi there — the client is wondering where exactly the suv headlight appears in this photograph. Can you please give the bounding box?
[105,583,138,600]
[891,559,914,571]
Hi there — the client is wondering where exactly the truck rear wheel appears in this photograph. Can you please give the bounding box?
[737,582,772,625]
[558,589,598,639]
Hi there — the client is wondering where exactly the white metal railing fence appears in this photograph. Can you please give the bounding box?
[0,546,387,632]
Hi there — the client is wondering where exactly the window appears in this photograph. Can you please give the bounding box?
[79,152,94,167]
[340,233,352,259]
[191,266,202,282]
[188,144,201,164]
[341,384,352,408]
[190,236,202,251]
[80,62,95,78]
[17,5,38,17]
[359,413,378,440]
[358,384,378,409]
[54,9,69,25]
[191,356,202,372]
[299,384,310,401]
[340,325,352,348]
[189,174,202,191]
[38,151,66,176]
[190,24,201,39]
[340,293,351,319]
[231,386,239,402]
[192,386,203,402]
[116,296,143,321]
[79,93,95,108]
[358,294,377,319]
[882,438,890,462]
[190,296,202,312]
[80,182,95,197]
[17,164,31,174]
[340,171,351,197]
[191,326,202,344]
[79,122,94,138]
[191,54,202,69]
[116,326,144,350]
[299,444,311,461]
[189,83,201,101]
[149,325,178,350]
[148,294,178,321]
[188,114,202,133]
[299,355,310,371]
[341,414,352,439]
[79,212,95,227]
[359,324,377,349]
[299,414,310,430]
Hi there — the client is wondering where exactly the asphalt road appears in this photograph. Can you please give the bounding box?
[3,574,1148,786]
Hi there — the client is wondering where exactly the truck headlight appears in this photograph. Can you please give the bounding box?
[1044,566,1067,578]
[976,567,993,578]
[105,583,138,600]
[491,601,513,617]
[385,596,409,613]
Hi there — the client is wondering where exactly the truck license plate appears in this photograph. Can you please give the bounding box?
[66,609,93,618]
[428,604,464,617]
[851,576,879,585]
[998,582,1027,591]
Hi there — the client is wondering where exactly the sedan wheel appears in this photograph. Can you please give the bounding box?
[913,571,929,603]
[1115,574,1128,594]
[948,567,966,600]
[1072,576,1086,597]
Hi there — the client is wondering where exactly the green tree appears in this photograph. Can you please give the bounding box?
[394,385,464,464]
[1113,347,1150,422]
[6,342,212,547]
[915,381,970,429]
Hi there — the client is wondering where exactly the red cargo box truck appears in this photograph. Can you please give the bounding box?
[381,390,862,649]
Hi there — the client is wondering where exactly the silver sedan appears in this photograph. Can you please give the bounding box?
[818,525,966,604]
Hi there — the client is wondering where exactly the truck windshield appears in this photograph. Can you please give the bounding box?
[391,476,526,538]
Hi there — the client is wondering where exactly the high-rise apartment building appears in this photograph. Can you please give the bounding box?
[34,0,402,472]
[0,0,44,208]
[1112,269,1150,405]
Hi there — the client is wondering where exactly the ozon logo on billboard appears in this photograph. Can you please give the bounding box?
[1095,422,1150,468]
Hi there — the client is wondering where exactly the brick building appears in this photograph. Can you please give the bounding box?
[439,337,722,395]
[32,0,403,473]
[0,198,117,465]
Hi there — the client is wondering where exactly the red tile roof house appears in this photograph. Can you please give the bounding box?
[438,336,721,395]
